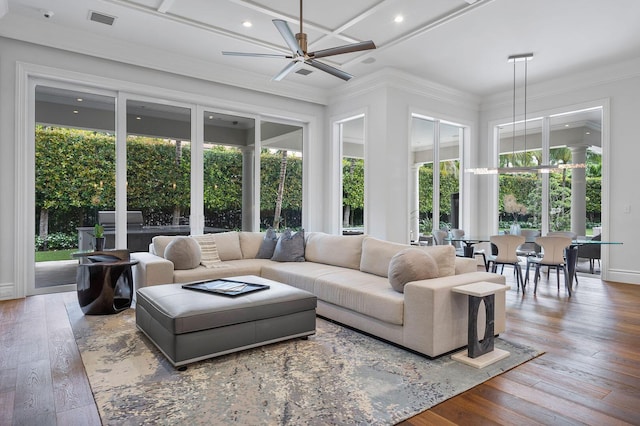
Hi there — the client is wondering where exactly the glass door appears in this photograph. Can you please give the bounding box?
[34,85,116,293]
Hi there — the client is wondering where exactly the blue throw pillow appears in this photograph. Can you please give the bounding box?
[255,228,278,259]
[271,229,305,262]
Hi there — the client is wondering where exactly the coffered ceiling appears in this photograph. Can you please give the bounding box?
[2,0,640,98]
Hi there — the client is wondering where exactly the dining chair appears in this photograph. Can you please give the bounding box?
[577,233,601,273]
[451,229,488,271]
[526,236,573,294]
[432,229,448,245]
[487,234,526,291]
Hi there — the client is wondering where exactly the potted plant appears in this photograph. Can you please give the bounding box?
[93,223,105,251]
[503,194,526,235]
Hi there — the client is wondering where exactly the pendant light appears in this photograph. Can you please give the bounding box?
[467,53,585,174]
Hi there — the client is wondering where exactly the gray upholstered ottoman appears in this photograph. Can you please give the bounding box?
[135,275,317,367]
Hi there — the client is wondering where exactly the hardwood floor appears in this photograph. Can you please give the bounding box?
[1,270,639,425]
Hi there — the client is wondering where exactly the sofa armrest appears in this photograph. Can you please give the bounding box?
[131,252,174,290]
[454,256,477,274]
[402,271,507,357]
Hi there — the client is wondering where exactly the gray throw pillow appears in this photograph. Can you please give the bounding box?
[164,236,201,270]
[256,228,278,259]
[388,248,439,293]
[271,229,305,262]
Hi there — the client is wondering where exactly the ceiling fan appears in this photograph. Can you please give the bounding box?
[222,0,376,81]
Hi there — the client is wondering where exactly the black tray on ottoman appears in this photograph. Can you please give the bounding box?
[135,275,317,367]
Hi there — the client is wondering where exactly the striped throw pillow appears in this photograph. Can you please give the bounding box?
[190,234,222,268]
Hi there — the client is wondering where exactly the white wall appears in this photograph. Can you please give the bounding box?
[0,37,326,300]
[478,57,640,284]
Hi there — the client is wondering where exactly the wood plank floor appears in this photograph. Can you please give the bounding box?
[1,270,639,425]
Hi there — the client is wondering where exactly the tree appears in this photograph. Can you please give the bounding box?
[273,150,288,229]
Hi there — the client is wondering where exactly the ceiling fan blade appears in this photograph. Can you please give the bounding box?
[222,51,291,58]
[305,59,353,81]
[272,61,301,81]
[273,19,303,56]
[308,40,376,59]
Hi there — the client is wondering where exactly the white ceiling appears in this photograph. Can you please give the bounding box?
[2,0,640,97]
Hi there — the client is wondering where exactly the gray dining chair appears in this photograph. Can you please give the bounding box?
[432,230,448,245]
[577,233,601,274]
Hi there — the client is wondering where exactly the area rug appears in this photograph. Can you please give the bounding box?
[67,303,540,425]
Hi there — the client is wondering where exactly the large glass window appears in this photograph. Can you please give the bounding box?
[495,107,602,236]
[339,116,365,234]
[411,115,463,241]
[260,120,303,230]
[497,118,543,233]
[34,85,115,290]
[203,111,255,231]
[126,100,191,250]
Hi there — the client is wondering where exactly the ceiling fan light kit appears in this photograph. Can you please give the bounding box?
[222,0,376,81]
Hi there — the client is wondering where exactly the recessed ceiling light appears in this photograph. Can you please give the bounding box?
[394,15,404,23]
[77,98,83,102]
[565,124,570,127]
[361,57,376,64]
[136,116,141,120]
[208,115,214,119]
[73,110,79,114]
[242,20,252,28]
[586,131,591,135]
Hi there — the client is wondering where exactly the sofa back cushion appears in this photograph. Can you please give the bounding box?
[360,237,409,277]
[238,231,266,259]
[210,231,243,261]
[305,232,365,270]
[152,235,179,258]
[419,245,457,277]
[360,237,456,278]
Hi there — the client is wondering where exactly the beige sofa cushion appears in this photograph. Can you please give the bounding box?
[418,245,457,277]
[210,231,242,261]
[152,235,179,257]
[360,237,456,278]
[238,231,266,259]
[305,232,365,270]
[359,237,411,277]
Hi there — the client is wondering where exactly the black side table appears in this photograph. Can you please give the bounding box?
[451,281,510,368]
[72,250,138,315]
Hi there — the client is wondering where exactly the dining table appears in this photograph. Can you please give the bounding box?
[445,236,490,258]
[447,235,622,297]
[563,238,623,296]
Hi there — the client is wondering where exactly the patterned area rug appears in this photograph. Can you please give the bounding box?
[67,303,540,425]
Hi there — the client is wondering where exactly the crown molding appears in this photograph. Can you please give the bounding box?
[328,67,481,110]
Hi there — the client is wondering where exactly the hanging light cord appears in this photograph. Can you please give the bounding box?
[512,58,516,167]
[523,57,528,167]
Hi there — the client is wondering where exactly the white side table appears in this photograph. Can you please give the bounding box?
[451,281,510,368]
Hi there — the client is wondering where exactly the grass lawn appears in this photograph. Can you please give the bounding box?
[35,248,77,262]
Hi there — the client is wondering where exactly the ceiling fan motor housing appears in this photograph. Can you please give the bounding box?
[296,32,308,54]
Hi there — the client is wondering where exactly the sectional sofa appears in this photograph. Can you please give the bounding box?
[131,231,507,358]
